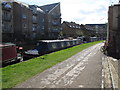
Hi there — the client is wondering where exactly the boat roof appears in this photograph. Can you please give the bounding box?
[38,39,79,43]
[0,43,16,48]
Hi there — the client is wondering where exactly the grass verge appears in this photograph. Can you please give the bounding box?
[1,40,104,88]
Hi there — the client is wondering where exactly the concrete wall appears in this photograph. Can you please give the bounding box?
[108,4,120,59]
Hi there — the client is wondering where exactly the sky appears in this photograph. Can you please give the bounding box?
[18,0,118,24]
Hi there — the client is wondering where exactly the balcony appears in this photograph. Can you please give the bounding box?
[52,28,60,32]
[32,16,37,24]
[2,24,13,33]
[33,20,37,24]
[3,15,12,21]
[51,21,61,26]
[2,2,12,11]
[32,25,37,31]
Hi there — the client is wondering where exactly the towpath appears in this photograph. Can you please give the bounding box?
[16,43,104,88]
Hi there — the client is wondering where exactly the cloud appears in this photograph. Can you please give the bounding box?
[60,0,110,24]
[18,0,118,24]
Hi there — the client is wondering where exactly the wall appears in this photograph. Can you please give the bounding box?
[108,4,120,59]
[46,3,61,39]
[0,1,2,42]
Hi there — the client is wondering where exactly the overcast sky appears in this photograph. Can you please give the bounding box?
[18,0,118,24]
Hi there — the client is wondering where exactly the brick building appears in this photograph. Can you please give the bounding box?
[0,1,2,42]
[1,0,62,43]
[29,5,45,40]
[62,21,82,38]
[107,4,120,59]
[85,24,107,40]
[12,2,32,42]
[62,21,97,39]
[2,1,13,42]
[40,3,62,39]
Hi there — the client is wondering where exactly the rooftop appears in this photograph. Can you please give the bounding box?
[63,21,81,29]
[39,2,60,13]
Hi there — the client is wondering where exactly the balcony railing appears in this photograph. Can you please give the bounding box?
[3,15,12,21]
[2,24,13,33]
[33,20,37,24]
[2,3,12,11]
[32,25,38,31]
[52,28,60,32]
[32,16,37,24]
[51,21,61,26]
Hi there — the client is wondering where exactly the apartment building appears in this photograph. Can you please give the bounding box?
[12,2,33,42]
[62,21,82,38]
[0,1,2,42]
[29,5,45,40]
[2,1,13,42]
[2,1,62,45]
[107,4,120,59]
[40,3,62,39]
[85,24,107,39]
[62,21,97,39]
[80,24,96,38]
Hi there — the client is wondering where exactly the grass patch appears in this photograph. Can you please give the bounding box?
[1,40,104,88]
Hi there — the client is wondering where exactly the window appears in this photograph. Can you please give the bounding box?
[2,23,12,32]
[32,33,36,39]
[61,42,64,47]
[33,16,37,20]
[32,25,37,31]
[67,42,70,46]
[21,4,24,7]
[52,43,56,49]
[23,23,27,28]
[42,26,44,30]
[42,18,44,22]
[3,11,11,21]
[22,14,27,19]
[32,16,37,23]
